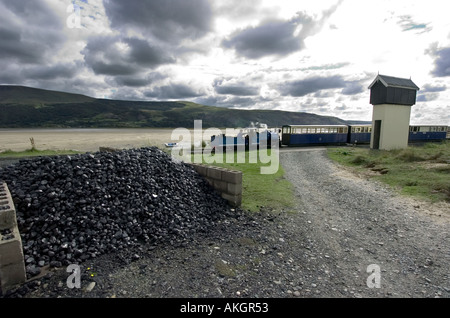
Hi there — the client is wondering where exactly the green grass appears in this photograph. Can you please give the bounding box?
[0,148,80,158]
[192,149,295,213]
[327,141,450,203]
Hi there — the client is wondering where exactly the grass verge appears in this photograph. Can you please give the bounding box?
[327,141,450,203]
[192,149,295,212]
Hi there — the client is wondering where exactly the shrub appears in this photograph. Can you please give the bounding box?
[350,155,367,165]
[396,149,426,162]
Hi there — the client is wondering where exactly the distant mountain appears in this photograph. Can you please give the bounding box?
[0,85,349,128]
[0,85,94,105]
[345,120,372,125]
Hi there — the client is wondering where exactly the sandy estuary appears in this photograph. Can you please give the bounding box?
[0,128,214,153]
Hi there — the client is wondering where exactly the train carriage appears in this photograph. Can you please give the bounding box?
[347,125,372,144]
[408,125,448,143]
[281,125,349,146]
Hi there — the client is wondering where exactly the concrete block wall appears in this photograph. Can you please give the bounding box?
[0,182,26,295]
[190,164,243,207]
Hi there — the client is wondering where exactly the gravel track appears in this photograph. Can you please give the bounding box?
[4,149,449,298]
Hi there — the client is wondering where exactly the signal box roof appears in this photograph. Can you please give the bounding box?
[368,74,420,90]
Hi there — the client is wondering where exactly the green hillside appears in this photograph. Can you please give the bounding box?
[0,85,348,128]
[0,85,94,105]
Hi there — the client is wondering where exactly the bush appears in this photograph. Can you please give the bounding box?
[350,155,367,165]
[396,149,426,162]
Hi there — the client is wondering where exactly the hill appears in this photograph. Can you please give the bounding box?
[0,85,348,128]
[0,85,95,105]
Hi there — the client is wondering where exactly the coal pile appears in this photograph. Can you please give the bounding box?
[0,147,230,277]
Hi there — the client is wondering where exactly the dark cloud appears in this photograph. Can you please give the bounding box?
[429,47,450,77]
[124,37,176,67]
[145,83,205,100]
[0,61,23,84]
[416,84,447,102]
[421,83,447,93]
[82,35,174,76]
[213,80,260,96]
[103,0,213,44]
[23,63,80,81]
[0,0,65,64]
[334,104,348,111]
[277,75,346,97]
[222,18,303,59]
[110,72,166,88]
[212,77,261,96]
[417,93,439,102]
[341,82,364,95]
[0,27,42,64]
[222,1,342,59]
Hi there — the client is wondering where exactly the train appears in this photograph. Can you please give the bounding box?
[281,124,448,146]
[211,124,448,150]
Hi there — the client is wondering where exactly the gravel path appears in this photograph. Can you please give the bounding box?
[4,149,449,298]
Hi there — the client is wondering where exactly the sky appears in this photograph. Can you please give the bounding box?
[1,0,450,125]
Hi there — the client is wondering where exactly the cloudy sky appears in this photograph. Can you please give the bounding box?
[1,0,450,124]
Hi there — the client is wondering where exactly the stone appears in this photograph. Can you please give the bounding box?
[85,282,96,292]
